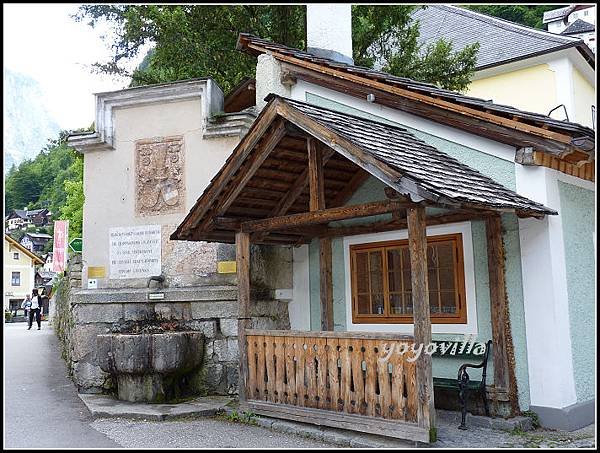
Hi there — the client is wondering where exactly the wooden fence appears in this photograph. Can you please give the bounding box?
[242,329,430,442]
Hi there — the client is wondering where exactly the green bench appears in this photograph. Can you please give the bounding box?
[432,339,492,429]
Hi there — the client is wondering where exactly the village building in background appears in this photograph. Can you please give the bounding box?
[62,4,594,443]
[413,5,595,128]
[544,4,596,52]
[19,231,53,253]
[5,207,52,232]
[4,234,44,315]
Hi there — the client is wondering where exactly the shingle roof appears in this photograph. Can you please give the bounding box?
[238,33,595,143]
[279,97,555,216]
[411,5,589,69]
[561,19,595,35]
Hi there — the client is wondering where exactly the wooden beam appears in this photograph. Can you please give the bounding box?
[236,231,251,408]
[240,200,410,233]
[280,64,577,156]
[308,137,326,212]
[198,119,288,233]
[256,48,573,144]
[407,205,435,435]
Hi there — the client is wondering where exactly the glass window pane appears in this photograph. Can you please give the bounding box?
[372,293,384,315]
[428,268,438,291]
[402,248,411,269]
[439,268,455,291]
[441,291,457,313]
[429,291,440,313]
[390,293,403,315]
[404,292,413,314]
[387,248,401,271]
[403,270,412,291]
[355,252,369,293]
[369,251,383,294]
[437,242,455,268]
[427,245,438,267]
[357,294,371,314]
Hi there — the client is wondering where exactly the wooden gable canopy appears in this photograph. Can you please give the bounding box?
[237,33,595,165]
[172,96,555,246]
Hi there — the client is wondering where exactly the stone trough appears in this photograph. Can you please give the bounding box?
[97,331,205,403]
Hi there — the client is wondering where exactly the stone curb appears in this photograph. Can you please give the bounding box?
[79,394,232,422]
[436,409,534,432]
[221,407,419,448]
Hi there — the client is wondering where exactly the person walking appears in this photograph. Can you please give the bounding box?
[27,289,42,330]
[21,294,32,323]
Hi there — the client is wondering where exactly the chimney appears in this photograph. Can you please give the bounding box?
[306,4,354,65]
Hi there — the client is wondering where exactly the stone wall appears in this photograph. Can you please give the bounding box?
[65,286,289,396]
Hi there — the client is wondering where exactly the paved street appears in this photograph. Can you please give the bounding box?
[4,322,119,448]
[2,322,334,449]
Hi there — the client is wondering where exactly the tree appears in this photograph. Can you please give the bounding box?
[463,5,566,30]
[59,156,84,240]
[75,5,478,93]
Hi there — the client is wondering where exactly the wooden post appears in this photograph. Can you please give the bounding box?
[485,215,512,401]
[308,137,333,330]
[236,231,251,408]
[407,205,436,438]
[320,237,334,331]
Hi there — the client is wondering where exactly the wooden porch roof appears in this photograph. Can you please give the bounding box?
[172,96,555,245]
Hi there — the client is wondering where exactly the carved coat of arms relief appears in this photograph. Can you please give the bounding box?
[135,136,185,216]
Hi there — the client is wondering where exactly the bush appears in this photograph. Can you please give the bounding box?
[5,311,14,322]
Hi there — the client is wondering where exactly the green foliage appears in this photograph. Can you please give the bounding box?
[5,131,85,241]
[59,156,84,239]
[521,410,541,429]
[221,410,258,425]
[463,5,566,30]
[75,5,478,93]
[5,311,14,322]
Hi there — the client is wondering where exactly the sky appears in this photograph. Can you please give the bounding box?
[3,3,149,130]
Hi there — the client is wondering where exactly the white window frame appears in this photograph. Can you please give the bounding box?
[343,221,479,335]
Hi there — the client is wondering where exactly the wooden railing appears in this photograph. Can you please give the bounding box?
[243,330,428,441]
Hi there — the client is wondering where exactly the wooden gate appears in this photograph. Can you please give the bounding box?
[242,329,430,442]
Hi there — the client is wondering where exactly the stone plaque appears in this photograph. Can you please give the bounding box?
[109,225,161,279]
[135,136,185,216]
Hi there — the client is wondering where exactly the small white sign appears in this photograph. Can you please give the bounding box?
[87,279,98,289]
[148,292,165,300]
[109,225,161,279]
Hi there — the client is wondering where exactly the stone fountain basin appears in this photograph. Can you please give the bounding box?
[97,331,204,402]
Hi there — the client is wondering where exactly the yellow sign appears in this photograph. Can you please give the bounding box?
[217,261,237,274]
[87,266,106,278]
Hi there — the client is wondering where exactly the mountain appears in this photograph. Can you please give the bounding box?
[3,69,61,172]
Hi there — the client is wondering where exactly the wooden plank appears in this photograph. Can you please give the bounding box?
[340,338,353,415]
[350,339,366,416]
[256,335,267,400]
[236,231,251,407]
[274,336,286,404]
[284,335,297,406]
[320,237,334,331]
[364,339,378,418]
[295,336,306,407]
[246,401,430,443]
[265,336,276,402]
[485,216,510,393]
[247,335,258,400]
[407,205,435,433]
[326,337,341,412]
[240,200,410,233]
[315,337,328,410]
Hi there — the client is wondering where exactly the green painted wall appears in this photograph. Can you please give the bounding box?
[304,92,531,409]
[558,181,595,403]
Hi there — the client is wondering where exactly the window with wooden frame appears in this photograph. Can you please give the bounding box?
[350,233,467,324]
